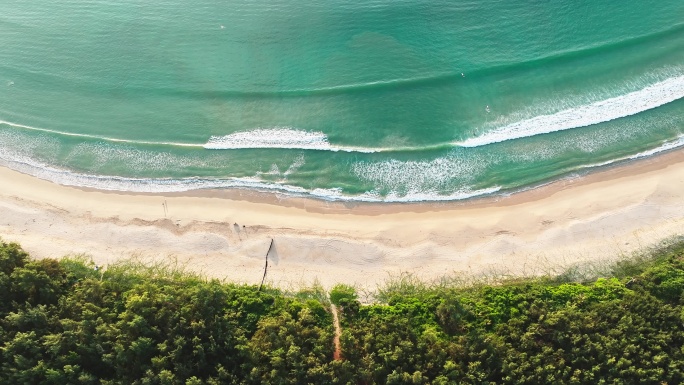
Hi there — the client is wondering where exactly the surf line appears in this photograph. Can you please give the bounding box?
[457,74,684,147]
[203,128,454,154]
[0,118,419,154]
[0,119,202,148]
[578,135,684,170]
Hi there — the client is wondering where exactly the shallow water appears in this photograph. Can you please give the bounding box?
[1,0,683,201]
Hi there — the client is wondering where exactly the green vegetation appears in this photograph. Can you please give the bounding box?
[330,284,358,307]
[3,239,684,384]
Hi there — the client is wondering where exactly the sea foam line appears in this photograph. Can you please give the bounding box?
[0,151,499,202]
[458,75,684,147]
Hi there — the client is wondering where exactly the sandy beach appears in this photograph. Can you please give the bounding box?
[1,150,684,290]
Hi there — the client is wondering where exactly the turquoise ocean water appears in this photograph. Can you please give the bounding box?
[1,0,683,202]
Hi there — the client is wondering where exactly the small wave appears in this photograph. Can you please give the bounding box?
[308,186,501,203]
[377,187,501,203]
[628,136,684,159]
[458,75,684,147]
[580,136,684,169]
[0,119,202,148]
[110,71,461,99]
[469,23,684,80]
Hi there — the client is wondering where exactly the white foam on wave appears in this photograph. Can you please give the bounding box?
[0,150,311,194]
[65,142,220,172]
[307,186,501,203]
[283,154,305,176]
[580,135,684,169]
[378,187,501,203]
[0,146,500,202]
[349,152,499,201]
[256,154,306,178]
[204,127,329,150]
[458,74,684,147]
[628,136,684,159]
[204,127,379,153]
[351,154,486,191]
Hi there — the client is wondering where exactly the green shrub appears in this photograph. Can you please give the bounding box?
[329,284,358,306]
[2,239,684,384]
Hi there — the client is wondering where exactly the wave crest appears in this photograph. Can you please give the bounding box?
[0,119,201,148]
[204,128,330,150]
[204,128,380,153]
[458,74,684,147]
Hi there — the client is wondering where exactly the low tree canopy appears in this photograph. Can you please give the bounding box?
[2,239,684,384]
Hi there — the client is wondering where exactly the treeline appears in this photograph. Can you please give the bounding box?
[2,240,684,384]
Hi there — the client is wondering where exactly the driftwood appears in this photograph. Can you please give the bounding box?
[258,239,274,291]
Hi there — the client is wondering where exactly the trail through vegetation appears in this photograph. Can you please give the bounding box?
[330,303,342,361]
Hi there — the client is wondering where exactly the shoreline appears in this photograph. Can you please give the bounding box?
[2,149,684,289]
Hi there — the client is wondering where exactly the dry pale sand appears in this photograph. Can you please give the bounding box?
[1,150,684,290]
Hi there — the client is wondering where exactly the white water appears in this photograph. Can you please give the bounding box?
[579,135,684,169]
[0,148,498,202]
[204,127,380,153]
[458,74,684,147]
[204,127,330,150]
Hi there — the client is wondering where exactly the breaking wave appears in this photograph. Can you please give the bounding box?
[0,149,499,203]
[579,135,684,169]
[458,74,684,147]
[204,128,380,153]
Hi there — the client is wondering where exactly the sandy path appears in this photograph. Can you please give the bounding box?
[1,150,684,290]
[331,304,342,361]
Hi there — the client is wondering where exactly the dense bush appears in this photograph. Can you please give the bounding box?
[2,239,684,384]
[0,241,341,384]
[330,284,358,307]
